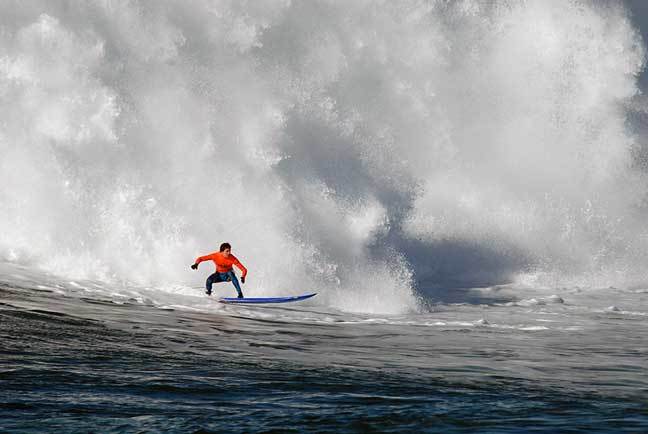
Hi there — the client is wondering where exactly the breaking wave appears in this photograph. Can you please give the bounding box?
[1,0,647,313]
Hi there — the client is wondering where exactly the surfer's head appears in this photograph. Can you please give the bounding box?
[220,242,232,257]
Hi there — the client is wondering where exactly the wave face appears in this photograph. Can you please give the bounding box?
[0,1,646,313]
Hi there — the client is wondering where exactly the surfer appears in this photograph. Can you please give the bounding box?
[191,243,247,298]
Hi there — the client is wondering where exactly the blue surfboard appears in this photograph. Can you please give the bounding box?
[219,293,317,304]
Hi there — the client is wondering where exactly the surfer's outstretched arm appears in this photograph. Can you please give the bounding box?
[191,252,216,269]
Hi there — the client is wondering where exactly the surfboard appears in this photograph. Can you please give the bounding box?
[218,293,317,304]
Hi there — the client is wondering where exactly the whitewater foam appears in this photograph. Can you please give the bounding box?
[1,1,648,312]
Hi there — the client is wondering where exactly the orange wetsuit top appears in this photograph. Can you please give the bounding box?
[195,252,247,277]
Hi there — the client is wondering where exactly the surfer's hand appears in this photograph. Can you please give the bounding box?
[191,263,198,270]
[241,276,246,284]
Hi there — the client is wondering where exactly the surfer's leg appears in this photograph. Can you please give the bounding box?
[226,271,244,298]
[205,273,224,295]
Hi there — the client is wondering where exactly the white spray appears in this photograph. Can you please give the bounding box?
[0,1,646,313]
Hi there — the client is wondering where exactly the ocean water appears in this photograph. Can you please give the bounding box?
[1,264,647,432]
[3,0,648,431]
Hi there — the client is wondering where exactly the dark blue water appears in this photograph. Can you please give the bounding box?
[1,282,648,433]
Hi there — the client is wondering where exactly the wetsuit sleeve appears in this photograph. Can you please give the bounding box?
[195,252,217,264]
[231,255,247,277]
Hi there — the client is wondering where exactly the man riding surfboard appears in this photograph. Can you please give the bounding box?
[191,242,247,298]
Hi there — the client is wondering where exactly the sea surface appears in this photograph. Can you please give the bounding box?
[1,264,647,433]
[3,1,648,432]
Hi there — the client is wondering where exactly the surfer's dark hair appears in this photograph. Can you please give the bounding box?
[220,242,231,252]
